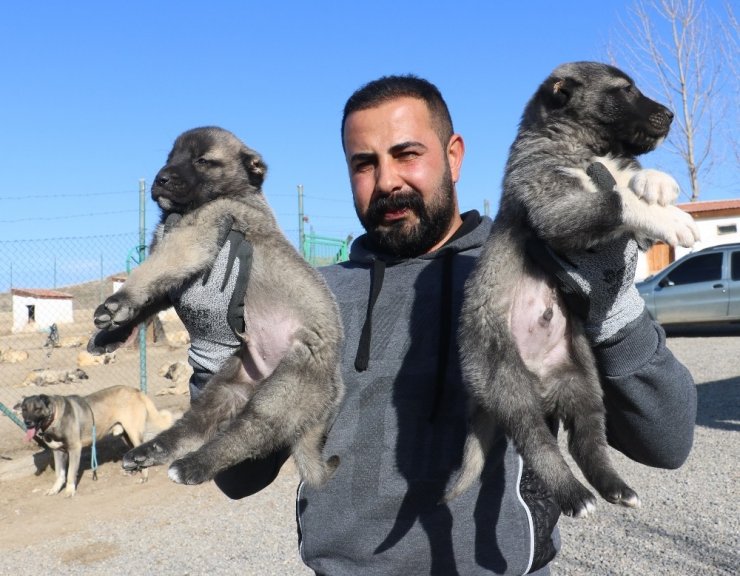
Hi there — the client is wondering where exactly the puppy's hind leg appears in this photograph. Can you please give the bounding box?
[121,426,149,483]
[123,358,251,472]
[561,332,639,508]
[168,335,339,486]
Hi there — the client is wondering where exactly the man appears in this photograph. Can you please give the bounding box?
[221,75,697,575]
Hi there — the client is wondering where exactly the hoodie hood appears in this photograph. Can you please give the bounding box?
[348,210,488,265]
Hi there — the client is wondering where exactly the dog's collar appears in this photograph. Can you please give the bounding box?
[37,405,55,434]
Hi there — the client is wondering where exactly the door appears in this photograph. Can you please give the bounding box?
[653,252,728,323]
[729,250,740,321]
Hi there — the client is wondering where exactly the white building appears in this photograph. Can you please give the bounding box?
[637,199,740,280]
[11,288,74,333]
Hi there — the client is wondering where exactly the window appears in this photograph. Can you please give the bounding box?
[666,253,723,285]
[717,224,738,235]
[732,251,740,281]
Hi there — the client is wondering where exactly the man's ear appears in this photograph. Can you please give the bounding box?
[242,149,268,189]
[447,134,465,184]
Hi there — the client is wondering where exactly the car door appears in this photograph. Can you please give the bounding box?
[653,251,728,323]
[729,250,740,321]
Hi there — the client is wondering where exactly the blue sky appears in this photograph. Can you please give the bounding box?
[1,0,737,253]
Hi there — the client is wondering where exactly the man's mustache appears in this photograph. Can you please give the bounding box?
[367,192,424,221]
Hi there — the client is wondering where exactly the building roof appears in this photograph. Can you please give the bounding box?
[678,199,740,215]
[11,288,74,299]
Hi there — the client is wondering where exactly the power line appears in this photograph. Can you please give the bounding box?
[0,190,136,201]
[0,209,138,224]
[0,231,140,243]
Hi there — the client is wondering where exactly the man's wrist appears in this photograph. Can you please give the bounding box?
[591,309,661,376]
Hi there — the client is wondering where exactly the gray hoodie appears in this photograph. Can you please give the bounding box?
[296,211,696,575]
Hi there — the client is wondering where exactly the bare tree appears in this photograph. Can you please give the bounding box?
[610,0,738,202]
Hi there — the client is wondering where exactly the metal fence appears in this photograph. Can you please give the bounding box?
[0,231,349,450]
[302,231,351,266]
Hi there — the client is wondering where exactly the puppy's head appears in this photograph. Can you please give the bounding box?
[151,127,268,214]
[15,395,53,438]
[522,61,673,156]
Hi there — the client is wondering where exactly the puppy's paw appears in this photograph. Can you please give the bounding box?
[648,205,701,247]
[93,293,138,329]
[621,192,700,248]
[629,169,680,206]
[557,482,598,519]
[168,453,214,485]
[123,440,170,470]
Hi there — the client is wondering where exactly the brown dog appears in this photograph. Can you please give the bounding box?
[15,385,173,496]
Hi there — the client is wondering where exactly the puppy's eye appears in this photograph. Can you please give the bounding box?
[194,157,212,166]
[622,84,636,95]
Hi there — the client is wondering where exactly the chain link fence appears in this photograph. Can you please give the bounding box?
[0,232,351,455]
[0,234,193,455]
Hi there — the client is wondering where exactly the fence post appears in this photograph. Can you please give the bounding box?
[298,184,306,259]
[138,179,147,394]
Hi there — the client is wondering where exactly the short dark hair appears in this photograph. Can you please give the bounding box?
[341,75,454,149]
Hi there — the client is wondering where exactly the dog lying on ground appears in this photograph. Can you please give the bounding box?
[89,127,344,488]
[15,385,173,496]
[446,62,699,517]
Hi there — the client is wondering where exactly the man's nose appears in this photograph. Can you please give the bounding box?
[375,158,403,194]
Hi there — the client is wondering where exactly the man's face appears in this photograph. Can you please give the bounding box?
[343,97,464,257]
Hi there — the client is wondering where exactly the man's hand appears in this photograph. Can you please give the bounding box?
[527,162,646,344]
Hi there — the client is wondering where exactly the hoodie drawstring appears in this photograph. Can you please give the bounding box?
[354,258,386,371]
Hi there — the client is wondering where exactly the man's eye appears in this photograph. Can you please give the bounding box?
[398,150,420,159]
[353,161,372,173]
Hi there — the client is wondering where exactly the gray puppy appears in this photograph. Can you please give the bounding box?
[446,62,698,517]
[92,127,344,488]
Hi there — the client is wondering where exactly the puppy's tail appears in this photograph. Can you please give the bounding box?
[444,433,485,503]
[443,408,496,503]
[141,394,174,431]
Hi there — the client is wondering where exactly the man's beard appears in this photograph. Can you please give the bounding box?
[357,170,456,258]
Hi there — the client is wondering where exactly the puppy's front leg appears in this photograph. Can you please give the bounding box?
[618,184,699,248]
[94,216,226,330]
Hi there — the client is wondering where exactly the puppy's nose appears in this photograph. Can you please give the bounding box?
[155,174,170,186]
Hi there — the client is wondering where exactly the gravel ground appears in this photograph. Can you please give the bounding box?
[0,329,737,575]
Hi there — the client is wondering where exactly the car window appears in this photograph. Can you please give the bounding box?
[666,253,723,285]
[732,251,740,281]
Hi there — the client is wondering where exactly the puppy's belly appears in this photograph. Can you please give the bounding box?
[241,306,299,383]
[509,273,571,382]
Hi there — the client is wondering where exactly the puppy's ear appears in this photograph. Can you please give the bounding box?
[241,149,268,189]
[39,394,51,407]
[12,400,23,412]
[541,76,579,108]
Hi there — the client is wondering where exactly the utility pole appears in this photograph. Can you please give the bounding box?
[298,184,305,258]
[483,199,490,217]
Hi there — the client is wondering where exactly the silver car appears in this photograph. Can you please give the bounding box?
[636,243,740,325]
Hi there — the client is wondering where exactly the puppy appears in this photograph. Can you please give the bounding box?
[446,62,699,517]
[91,127,344,488]
[15,386,173,496]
